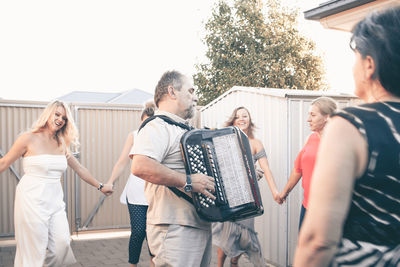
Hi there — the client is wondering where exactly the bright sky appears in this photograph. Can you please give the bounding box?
[0,0,355,102]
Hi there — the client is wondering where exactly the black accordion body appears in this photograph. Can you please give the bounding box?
[180,126,264,222]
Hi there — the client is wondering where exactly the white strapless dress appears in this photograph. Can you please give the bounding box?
[14,154,76,267]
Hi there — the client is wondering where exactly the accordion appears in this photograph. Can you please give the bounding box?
[180,126,264,222]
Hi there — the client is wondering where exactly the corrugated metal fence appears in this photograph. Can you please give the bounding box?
[0,99,201,237]
[0,100,145,236]
[0,101,48,237]
[1,89,359,266]
[200,86,360,267]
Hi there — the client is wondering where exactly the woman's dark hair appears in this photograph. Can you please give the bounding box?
[350,6,400,96]
[224,106,255,138]
[141,100,156,120]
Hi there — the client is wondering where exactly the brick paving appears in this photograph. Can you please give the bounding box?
[0,230,274,267]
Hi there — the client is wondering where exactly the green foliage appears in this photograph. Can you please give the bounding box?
[194,0,327,105]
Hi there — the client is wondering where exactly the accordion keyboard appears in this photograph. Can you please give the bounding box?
[186,143,227,208]
[180,127,264,222]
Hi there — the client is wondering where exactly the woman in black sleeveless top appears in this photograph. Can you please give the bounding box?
[294,6,400,267]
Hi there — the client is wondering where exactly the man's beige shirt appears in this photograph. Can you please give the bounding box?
[131,110,210,230]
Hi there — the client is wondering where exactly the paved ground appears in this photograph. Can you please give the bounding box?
[0,230,273,267]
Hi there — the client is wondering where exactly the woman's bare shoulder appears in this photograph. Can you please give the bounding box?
[17,131,35,143]
[250,138,264,151]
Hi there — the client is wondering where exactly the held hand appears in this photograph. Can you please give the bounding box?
[190,173,216,200]
[106,178,113,186]
[273,191,284,205]
[278,192,288,203]
[101,183,114,196]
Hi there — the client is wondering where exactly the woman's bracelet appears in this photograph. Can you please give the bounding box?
[97,183,104,191]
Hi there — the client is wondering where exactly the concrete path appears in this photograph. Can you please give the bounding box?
[0,230,275,267]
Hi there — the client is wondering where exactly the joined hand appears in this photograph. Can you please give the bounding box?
[101,183,114,196]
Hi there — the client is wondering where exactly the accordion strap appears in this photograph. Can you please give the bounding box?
[138,115,193,132]
[168,187,193,204]
[138,114,194,204]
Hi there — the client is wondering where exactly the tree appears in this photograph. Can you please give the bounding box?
[194,0,327,105]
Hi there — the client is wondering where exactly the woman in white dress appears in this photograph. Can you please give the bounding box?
[0,100,113,267]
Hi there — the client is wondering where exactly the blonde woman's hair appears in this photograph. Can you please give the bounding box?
[224,106,256,138]
[311,97,338,117]
[31,100,79,152]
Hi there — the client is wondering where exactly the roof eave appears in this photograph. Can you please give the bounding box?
[304,0,376,20]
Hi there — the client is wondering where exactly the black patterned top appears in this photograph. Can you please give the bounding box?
[331,102,400,266]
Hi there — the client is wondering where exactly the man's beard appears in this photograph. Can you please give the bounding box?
[183,106,195,120]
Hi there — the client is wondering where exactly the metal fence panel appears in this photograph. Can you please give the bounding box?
[0,101,144,236]
[72,104,143,231]
[1,93,359,265]
[200,87,359,266]
[0,101,47,237]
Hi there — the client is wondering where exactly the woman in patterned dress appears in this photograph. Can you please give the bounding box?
[212,106,282,267]
[294,6,400,267]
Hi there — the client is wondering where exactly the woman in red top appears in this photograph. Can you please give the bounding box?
[279,97,337,229]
